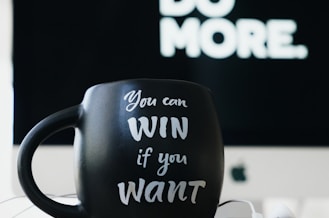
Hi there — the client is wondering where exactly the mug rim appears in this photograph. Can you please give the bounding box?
[86,78,211,92]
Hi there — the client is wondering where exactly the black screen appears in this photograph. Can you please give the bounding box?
[14,0,329,145]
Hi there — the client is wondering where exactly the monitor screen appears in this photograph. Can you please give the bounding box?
[14,0,329,145]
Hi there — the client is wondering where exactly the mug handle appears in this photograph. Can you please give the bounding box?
[17,105,88,218]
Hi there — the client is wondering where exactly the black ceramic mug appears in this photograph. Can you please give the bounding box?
[17,79,224,218]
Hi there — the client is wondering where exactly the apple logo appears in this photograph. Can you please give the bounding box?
[230,164,247,182]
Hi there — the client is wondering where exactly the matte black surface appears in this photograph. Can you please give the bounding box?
[17,79,224,218]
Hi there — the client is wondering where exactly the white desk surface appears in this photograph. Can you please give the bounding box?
[0,195,79,218]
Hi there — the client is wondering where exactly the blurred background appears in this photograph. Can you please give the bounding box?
[1,0,329,217]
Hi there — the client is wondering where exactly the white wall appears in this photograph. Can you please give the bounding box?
[0,0,14,198]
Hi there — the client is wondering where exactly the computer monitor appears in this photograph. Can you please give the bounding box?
[11,0,329,203]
